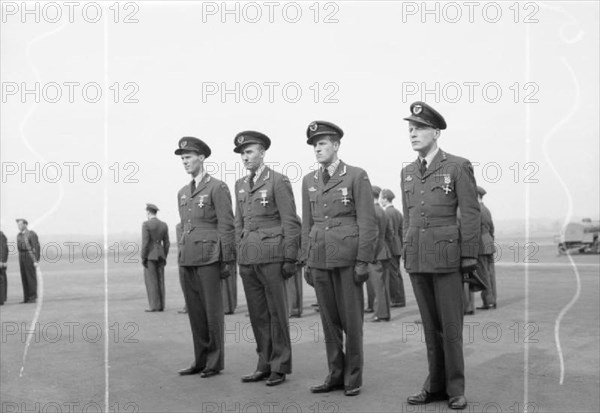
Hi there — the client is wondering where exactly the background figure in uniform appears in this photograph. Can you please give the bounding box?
[141,203,170,312]
[287,264,303,318]
[175,223,187,314]
[16,219,40,304]
[175,137,236,378]
[476,186,497,310]
[0,230,8,305]
[222,264,237,315]
[380,189,406,308]
[234,131,301,387]
[301,121,377,397]
[401,102,480,410]
[367,185,393,322]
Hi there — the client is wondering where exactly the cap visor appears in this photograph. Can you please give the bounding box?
[403,115,436,128]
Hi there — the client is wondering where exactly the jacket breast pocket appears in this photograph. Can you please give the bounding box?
[189,230,219,261]
[332,189,354,208]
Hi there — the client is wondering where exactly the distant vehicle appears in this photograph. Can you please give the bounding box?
[558,218,600,254]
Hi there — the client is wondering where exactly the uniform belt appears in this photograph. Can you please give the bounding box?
[312,216,357,229]
[244,220,281,231]
[409,217,457,228]
[183,222,217,232]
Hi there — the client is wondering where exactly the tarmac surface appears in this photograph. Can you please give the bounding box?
[1,240,599,412]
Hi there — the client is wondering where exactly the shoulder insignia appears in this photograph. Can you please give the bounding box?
[405,175,413,182]
[239,188,245,193]
[308,186,317,192]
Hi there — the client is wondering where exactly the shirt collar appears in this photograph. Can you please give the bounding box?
[419,147,440,168]
[321,159,341,177]
[383,203,392,209]
[193,171,207,185]
[250,164,266,182]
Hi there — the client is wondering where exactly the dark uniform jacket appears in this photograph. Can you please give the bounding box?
[479,203,495,256]
[17,230,40,261]
[384,205,403,257]
[0,231,8,263]
[177,174,235,267]
[141,218,170,262]
[301,161,377,269]
[401,150,480,273]
[235,167,301,265]
[374,203,393,261]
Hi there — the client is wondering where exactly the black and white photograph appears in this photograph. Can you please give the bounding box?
[1,1,599,412]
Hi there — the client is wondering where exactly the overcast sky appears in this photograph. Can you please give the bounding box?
[1,1,598,236]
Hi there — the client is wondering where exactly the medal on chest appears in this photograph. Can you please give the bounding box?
[259,190,269,207]
[197,194,207,208]
[339,187,350,206]
[442,174,452,194]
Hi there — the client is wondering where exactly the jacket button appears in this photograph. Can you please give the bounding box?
[325,227,329,230]
[421,201,425,205]
[420,212,425,216]
[325,215,328,219]
[421,229,425,233]
[420,190,425,194]
[421,179,425,183]
[324,203,327,207]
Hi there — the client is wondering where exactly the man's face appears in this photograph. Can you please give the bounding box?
[180,152,204,176]
[408,121,439,153]
[240,144,265,171]
[379,194,388,206]
[313,136,339,164]
[17,221,26,231]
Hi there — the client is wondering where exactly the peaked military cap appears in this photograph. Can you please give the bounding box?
[174,137,211,158]
[403,101,447,130]
[146,203,159,213]
[233,131,271,153]
[476,186,487,197]
[16,218,28,225]
[306,121,344,145]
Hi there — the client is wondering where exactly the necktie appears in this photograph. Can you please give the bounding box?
[249,171,256,190]
[190,179,196,194]
[322,168,330,185]
[419,159,427,176]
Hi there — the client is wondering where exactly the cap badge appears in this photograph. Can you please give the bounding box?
[181,141,187,148]
[413,105,423,115]
[237,135,245,144]
[309,122,318,132]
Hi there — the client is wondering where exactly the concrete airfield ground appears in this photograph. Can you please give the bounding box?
[1,239,598,413]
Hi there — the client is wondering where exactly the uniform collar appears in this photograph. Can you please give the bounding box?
[249,164,266,183]
[418,146,440,168]
[193,171,207,185]
[383,203,392,209]
[320,159,341,177]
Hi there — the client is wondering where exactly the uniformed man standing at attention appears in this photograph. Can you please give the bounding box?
[175,137,236,378]
[401,102,480,410]
[16,219,40,304]
[234,131,301,387]
[475,186,497,310]
[379,189,406,308]
[301,121,377,397]
[141,203,170,312]
[0,230,8,305]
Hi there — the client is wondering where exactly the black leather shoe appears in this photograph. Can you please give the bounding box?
[289,312,302,318]
[200,370,220,378]
[145,309,158,312]
[391,303,406,308]
[364,308,374,313]
[476,304,496,310]
[464,310,474,316]
[407,390,447,405]
[241,371,270,382]
[178,366,202,376]
[265,372,286,386]
[310,383,344,393]
[370,316,390,322]
[177,309,188,314]
[448,395,467,410]
[344,387,361,396]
